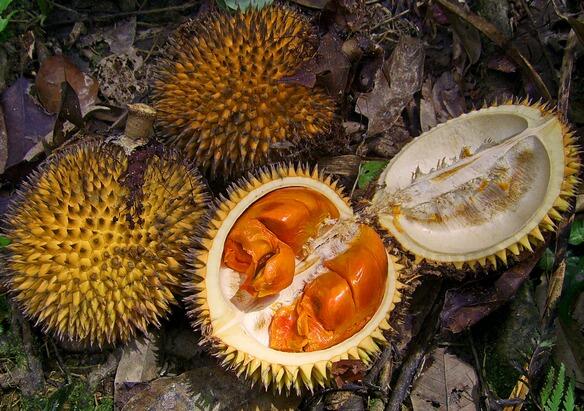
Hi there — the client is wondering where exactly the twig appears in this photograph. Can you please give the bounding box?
[88,348,122,390]
[47,2,199,27]
[468,331,494,409]
[49,337,70,384]
[365,344,393,386]
[557,30,577,122]
[385,283,444,411]
[434,0,552,101]
[299,384,379,410]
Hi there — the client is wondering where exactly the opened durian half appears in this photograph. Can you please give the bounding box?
[186,102,579,394]
[372,101,580,269]
[187,165,404,393]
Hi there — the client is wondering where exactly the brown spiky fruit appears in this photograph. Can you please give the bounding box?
[3,141,208,345]
[152,7,336,176]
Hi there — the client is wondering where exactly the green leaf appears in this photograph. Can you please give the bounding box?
[546,364,565,411]
[541,366,555,407]
[0,0,13,14]
[0,235,10,247]
[36,0,50,16]
[563,379,575,411]
[216,0,273,11]
[44,383,73,411]
[538,248,555,272]
[559,255,584,321]
[357,160,388,189]
[568,220,584,245]
[0,16,9,33]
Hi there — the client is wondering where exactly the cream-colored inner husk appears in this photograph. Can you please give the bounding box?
[206,177,398,366]
[373,104,565,262]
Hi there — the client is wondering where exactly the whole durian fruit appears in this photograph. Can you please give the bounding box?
[3,141,208,345]
[152,6,336,176]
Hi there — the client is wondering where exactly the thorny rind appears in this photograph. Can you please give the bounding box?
[152,7,336,177]
[0,0,582,408]
[2,140,209,345]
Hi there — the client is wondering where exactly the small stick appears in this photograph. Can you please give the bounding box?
[557,30,577,122]
[385,284,444,411]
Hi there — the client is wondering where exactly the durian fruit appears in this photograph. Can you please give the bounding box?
[3,141,208,345]
[152,7,336,176]
[185,101,580,393]
[186,164,404,393]
[371,101,580,269]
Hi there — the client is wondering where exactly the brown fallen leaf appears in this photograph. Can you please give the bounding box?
[35,55,99,116]
[290,0,328,9]
[446,7,481,67]
[356,36,424,136]
[487,54,517,73]
[432,71,466,122]
[410,347,479,411]
[434,0,551,101]
[419,78,437,132]
[0,77,55,171]
[440,246,545,334]
[103,17,137,55]
[279,32,350,98]
[331,359,367,388]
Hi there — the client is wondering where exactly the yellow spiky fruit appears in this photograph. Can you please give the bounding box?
[152,7,336,177]
[372,100,581,269]
[185,164,405,393]
[4,141,209,345]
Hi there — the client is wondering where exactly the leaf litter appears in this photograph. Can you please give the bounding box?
[0,0,583,410]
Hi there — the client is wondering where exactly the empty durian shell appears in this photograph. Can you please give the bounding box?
[186,164,404,393]
[4,141,209,345]
[372,101,580,269]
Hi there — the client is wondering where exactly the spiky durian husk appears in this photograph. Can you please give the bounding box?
[3,141,209,345]
[375,99,581,270]
[152,7,336,177]
[185,164,406,393]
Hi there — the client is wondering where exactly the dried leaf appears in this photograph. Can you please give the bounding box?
[366,118,412,158]
[410,347,479,411]
[487,54,517,73]
[448,12,481,65]
[318,155,361,177]
[440,247,545,333]
[550,1,584,46]
[419,78,437,132]
[35,55,99,116]
[356,36,424,136]
[290,0,328,9]
[0,77,55,170]
[286,32,351,97]
[103,17,136,54]
[432,71,465,122]
[434,0,551,100]
[331,359,366,387]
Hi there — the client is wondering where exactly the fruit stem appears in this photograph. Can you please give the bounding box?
[125,103,156,143]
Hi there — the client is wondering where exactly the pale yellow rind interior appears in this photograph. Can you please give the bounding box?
[375,101,580,269]
[188,164,404,393]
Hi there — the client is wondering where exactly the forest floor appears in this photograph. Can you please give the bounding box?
[0,0,583,410]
